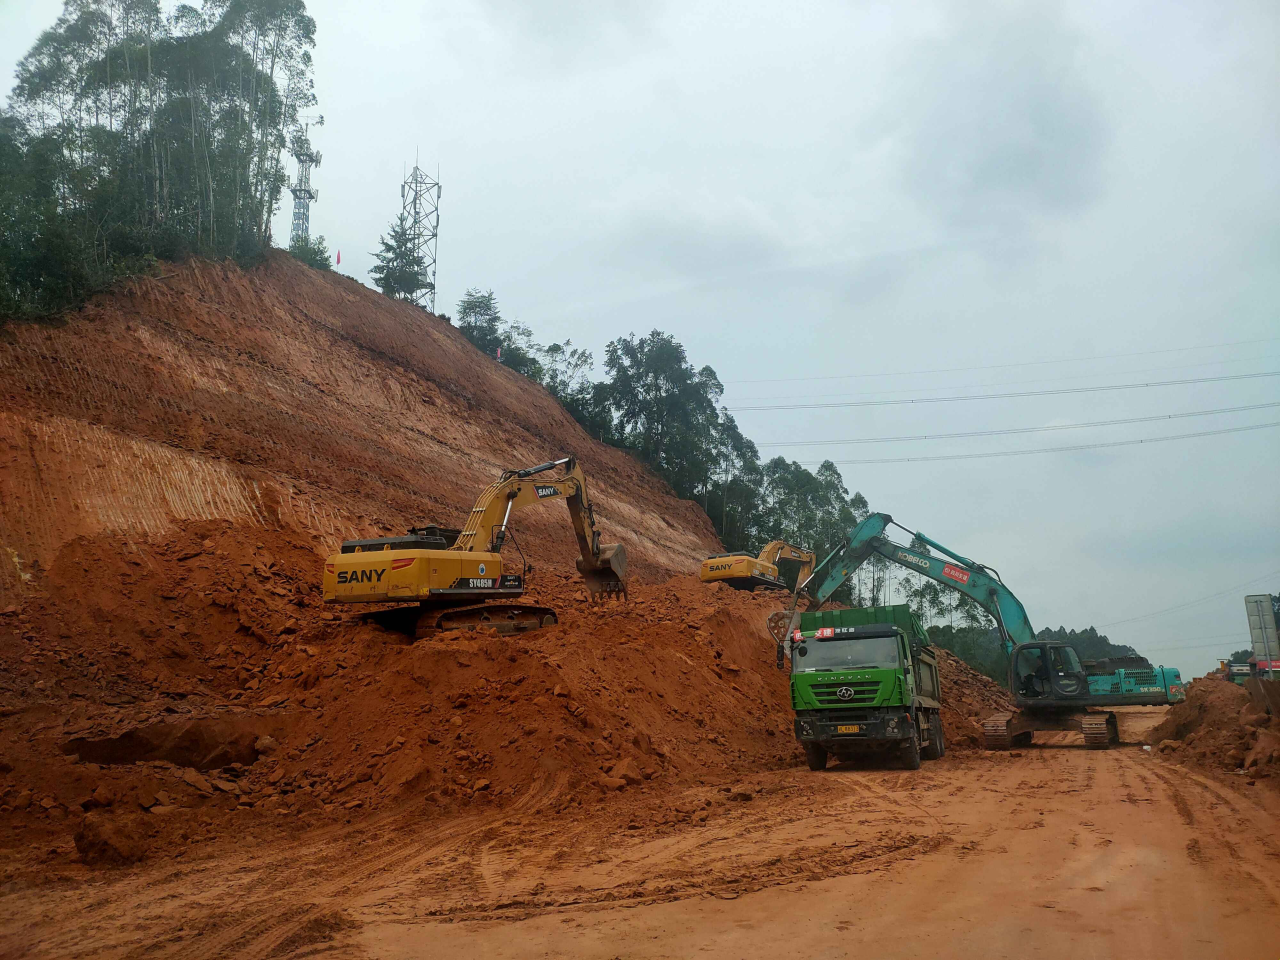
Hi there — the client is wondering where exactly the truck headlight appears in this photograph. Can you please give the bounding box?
[886,718,898,733]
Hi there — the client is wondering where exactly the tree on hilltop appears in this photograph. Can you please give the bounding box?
[290,234,331,271]
[456,288,544,379]
[369,213,429,302]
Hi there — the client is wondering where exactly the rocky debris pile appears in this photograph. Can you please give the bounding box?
[933,649,1014,750]
[0,570,795,866]
[1146,679,1279,784]
[1,561,1046,870]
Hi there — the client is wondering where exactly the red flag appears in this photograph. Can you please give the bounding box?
[496,346,502,361]
[336,250,341,265]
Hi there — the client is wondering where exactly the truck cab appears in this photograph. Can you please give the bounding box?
[1227,663,1252,685]
[789,605,943,771]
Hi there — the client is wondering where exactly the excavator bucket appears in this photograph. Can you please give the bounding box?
[577,543,628,602]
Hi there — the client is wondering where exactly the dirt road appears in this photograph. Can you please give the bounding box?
[4,709,1278,960]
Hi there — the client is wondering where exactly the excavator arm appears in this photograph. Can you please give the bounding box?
[801,513,1035,651]
[453,456,627,599]
[758,541,817,571]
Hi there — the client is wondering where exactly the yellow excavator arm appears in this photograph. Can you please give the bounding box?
[757,541,817,581]
[323,455,627,622]
[454,456,627,598]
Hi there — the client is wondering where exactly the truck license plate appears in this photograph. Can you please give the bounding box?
[837,724,861,734]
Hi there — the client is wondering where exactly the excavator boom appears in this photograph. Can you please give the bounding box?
[802,513,1034,649]
[452,456,627,600]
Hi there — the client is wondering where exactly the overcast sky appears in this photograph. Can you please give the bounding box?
[4,1,1278,675]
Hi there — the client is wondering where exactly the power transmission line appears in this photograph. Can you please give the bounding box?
[743,353,1280,404]
[727,371,1280,412]
[723,335,1280,385]
[1138,632,1252,654]
[757,402,1280,448]
[797,421,1280,466]
[1096,568,1280,628]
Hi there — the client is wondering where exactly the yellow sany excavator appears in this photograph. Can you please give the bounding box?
[322,456,627,635]
[699,541,816,592]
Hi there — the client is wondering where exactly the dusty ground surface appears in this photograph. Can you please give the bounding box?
[4,709,1279,959]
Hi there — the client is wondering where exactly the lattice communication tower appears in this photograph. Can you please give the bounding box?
[401,164,441,312]
[289,149,319,246]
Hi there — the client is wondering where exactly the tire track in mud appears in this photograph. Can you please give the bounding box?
[1122,753,1280,906]
[402,831,948,924]
[366,768,953,927]
[123,767,578,960]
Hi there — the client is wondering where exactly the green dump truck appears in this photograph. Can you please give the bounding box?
[789,604,943,770]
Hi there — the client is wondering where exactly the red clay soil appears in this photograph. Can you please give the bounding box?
[932,648,1014,748]
[0,255,1017,872]
[0,252,716,601]
[1146,678,1280,786]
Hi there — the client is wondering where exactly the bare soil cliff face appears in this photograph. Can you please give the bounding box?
[0,256,1011,873]
[0,253,715,601]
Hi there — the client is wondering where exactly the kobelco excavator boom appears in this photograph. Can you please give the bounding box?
[767,512,1184,751]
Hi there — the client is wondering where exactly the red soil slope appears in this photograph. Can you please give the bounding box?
[0,253,716,603]
[0,255,1016,870]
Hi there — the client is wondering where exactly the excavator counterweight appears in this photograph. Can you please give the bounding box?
[322,455,627,635]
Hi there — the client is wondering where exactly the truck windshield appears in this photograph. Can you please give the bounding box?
[793,636,900,673]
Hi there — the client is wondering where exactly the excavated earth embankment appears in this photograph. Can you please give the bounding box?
[0,254,1017,871]
[1147,678,1280,787]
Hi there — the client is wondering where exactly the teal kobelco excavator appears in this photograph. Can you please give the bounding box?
[767,513,1185,751]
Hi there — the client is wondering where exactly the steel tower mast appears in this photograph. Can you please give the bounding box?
[400,163,441,311]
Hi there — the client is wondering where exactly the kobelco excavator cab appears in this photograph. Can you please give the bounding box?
[1010,642,1090,703]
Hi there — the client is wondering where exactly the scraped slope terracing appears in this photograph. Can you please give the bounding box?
[0,252,715,601]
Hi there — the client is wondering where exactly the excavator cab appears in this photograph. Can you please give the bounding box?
[1011,642,1090,702]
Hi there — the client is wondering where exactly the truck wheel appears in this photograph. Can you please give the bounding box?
[921,711,942,761]
[935,713,946,758]
[901,725,922,770]
[803,742,828,771]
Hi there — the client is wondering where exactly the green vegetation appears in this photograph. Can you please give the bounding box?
[289,234,331,271]
[450,290,866,568]
[2,0,320,320]
[455,289,544,380]
[1229,649,1253,664]
[369,213,430,302]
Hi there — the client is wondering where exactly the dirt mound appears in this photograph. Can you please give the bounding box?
[933,649,1015,749]
[0,254,729,862]
[0,255,1028,869]
[73,810,153,865]
[1146,678,1280,783]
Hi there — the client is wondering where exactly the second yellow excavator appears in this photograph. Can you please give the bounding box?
[322,456,627,635]
[699,541,816,592]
